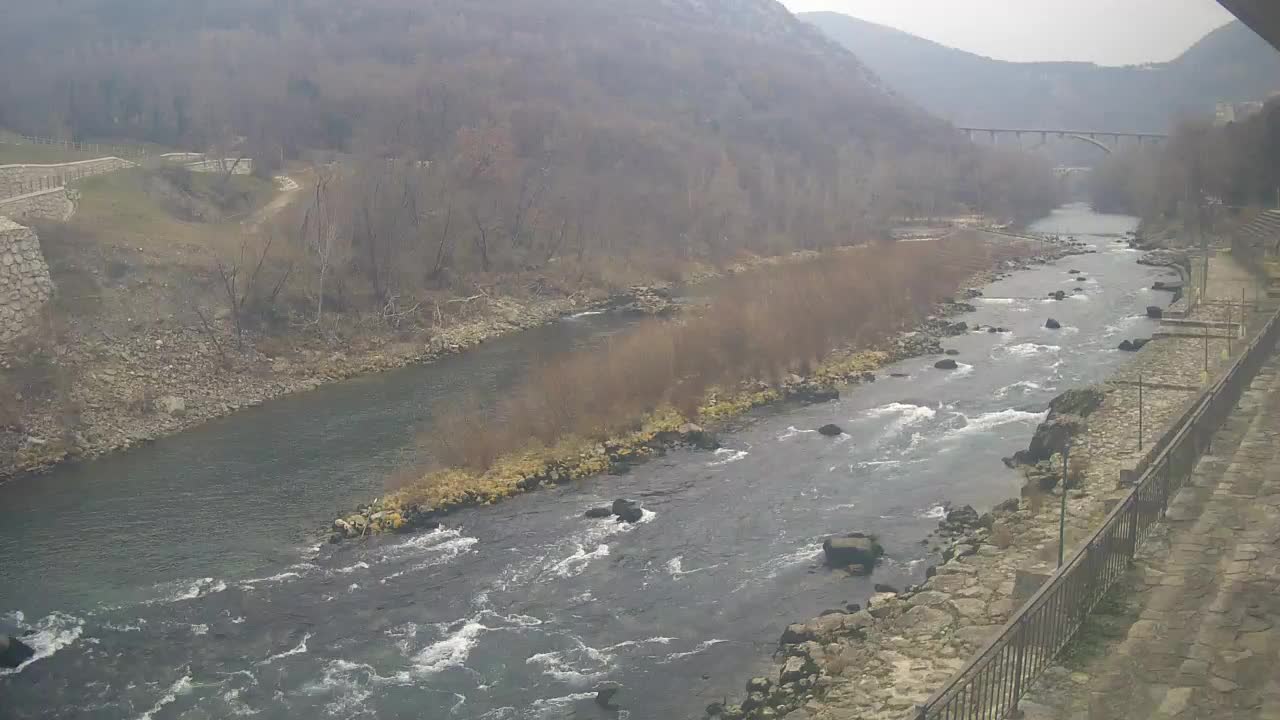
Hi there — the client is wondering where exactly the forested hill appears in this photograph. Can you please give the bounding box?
[0,0,1059,259]
[802,13,1280,133]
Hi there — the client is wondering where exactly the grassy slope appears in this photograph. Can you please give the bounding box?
[43,168,279,328]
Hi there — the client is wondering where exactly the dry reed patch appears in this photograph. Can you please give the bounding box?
[421,236,1006,474]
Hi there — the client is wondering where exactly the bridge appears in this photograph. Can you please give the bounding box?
[958,127,1168,154]
[1053,166,1092,177]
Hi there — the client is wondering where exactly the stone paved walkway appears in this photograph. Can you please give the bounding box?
[1022,355,1280,720]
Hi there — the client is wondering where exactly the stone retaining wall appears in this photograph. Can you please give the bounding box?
[0,157,134,199]
[0,187,73,222]
[0,218,53,344]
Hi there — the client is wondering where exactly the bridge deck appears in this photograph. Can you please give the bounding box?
[1021,357,1280,720]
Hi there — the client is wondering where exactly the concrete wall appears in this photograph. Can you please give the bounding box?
[0,187,74,223]
[0,218,53,344]
[0,157,134,199]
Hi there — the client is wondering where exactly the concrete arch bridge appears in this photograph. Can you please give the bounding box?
[958,127,1168,154]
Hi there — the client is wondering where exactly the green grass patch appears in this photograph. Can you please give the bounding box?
[73,167,276,239]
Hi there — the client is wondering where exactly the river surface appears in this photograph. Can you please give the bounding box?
[1,205,1171,719]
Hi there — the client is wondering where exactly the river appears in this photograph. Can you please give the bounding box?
[0,205,1171,719]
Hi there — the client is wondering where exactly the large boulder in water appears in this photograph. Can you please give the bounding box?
[1044,318,1062,330]
[611,498,644,523]
[944,505,981,529]
[594,682,622,710]
[1048,386,1107,418]
[817,423,843,437]
[934,359,958,370]
[1146,306,1163,319]
[0,634,35,669]
[1025,415,1083,465]
[822,533,885,569]
[677,423,720,450]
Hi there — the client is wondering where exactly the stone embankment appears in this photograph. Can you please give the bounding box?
[0,218,53,345]
[706,252,1265,720]
[1019,356,1280,720]
[0,157,134,199]
[0,186,74,222]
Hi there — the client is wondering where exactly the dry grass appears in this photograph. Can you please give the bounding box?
[423,235,1021,472]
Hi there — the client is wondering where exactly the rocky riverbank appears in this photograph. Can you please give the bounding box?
[0,286,679,482]
[703,252,1263,720]
[331,234,1093,541]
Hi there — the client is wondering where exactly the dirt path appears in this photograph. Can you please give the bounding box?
[1022,357,1280,720]
[243,173,302,232]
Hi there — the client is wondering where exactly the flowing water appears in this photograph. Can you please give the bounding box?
[1,205,1170,719]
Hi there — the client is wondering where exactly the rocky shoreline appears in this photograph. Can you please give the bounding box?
[329,233,1093,541]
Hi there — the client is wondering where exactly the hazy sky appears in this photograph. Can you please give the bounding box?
[780,0,1236,66]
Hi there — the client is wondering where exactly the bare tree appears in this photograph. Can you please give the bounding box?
[215,231,288,349]
[299,170,339,323]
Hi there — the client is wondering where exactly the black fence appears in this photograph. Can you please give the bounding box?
[911,302,1280,720]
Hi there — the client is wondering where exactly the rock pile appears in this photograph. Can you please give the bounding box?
[605,286,677,315]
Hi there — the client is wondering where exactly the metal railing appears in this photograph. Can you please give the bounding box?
[0,133,153,158]
[910,301,1280,720]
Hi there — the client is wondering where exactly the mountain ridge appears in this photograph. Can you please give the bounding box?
[802,12,1280,132]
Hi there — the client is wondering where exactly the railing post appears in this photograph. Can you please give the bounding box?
[1008,617,1029,718]
[1126,497,1138,560]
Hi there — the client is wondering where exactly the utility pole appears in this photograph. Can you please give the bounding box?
[1138,373,1144,453]
[1058,444,1070,569]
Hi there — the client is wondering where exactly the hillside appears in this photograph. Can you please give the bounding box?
[0,0,1062,289]
[802,13,1280,132]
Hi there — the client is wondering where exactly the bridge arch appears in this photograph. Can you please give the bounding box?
[1063,134,1113,155]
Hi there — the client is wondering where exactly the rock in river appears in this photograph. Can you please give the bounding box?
[822,533,885,568]
[1048,386,1106,417]
[1147,305,1163,319]
[0,633,35,669]
[817,424,843,437]
[1025,415,1083,464]
[934,359,958,370]
[584,506,613,519]
[594,682,622,709]
[611,498,644,523]
[1044,318,1061,330]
